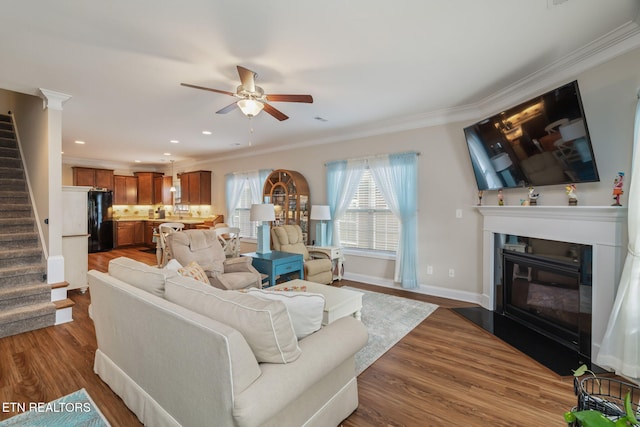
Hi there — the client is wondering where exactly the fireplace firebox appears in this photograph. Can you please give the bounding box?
[500,237,592,361]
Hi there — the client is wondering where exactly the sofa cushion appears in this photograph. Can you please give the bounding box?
[165,274,301,363]
[178,261,209,284]
[108,257,174,297]
[246,288,325,339]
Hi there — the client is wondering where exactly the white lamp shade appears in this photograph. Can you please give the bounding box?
[250,204,275,222]
[310,205,331,221]
[237,99,264,117]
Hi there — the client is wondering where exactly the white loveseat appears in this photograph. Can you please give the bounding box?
[88,257,368,427]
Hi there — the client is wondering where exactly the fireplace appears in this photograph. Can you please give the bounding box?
[500,238,592,360]
[476,206,627,371]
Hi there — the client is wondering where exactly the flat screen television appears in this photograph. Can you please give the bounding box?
[464,80,599,191]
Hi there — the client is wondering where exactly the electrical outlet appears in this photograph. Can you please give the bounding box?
[427,265,433,275]
[448,268,455,278]
[456,209,462,218]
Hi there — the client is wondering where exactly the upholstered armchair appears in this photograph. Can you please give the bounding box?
[166,229,262,290]
[271,225,333,285]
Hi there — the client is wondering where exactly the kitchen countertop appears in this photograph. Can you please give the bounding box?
[114,218,207,224]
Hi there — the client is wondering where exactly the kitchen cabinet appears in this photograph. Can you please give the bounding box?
[114,175,138,205]
[72,167,114,190]
[135,172,163,205]
[115,221,135,247]
[155,175,174,205]
[115,221,145,247]
[263,169,310,244]
[179,170,211,205]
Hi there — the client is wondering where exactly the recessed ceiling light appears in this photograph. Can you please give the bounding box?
[202,131,212,135]
[134,160,141,163]
[313,116,328,122]
[163,152,171,156]
[170,139,179,143]
[75,140,86,144]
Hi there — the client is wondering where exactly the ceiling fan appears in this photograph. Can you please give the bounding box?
[181,66,313,121]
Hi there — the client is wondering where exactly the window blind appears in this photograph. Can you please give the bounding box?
[338,169,399,252]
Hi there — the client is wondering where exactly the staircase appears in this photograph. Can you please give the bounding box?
[0,113,57,338]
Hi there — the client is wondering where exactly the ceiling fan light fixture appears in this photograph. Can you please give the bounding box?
[237,99,264,117]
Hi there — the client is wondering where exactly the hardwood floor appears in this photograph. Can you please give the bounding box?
[0,247,580,426]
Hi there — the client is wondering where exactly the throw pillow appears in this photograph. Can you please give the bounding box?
[165,275,301,363]
[108,257,174,297]
[178,261,209,284]
[246,288,325,339]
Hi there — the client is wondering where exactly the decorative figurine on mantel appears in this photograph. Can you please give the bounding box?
[612,171,624,206]
[498,190,504,206]
[528,186,540,206]
[477,191,484,206]
[566,184,578,206]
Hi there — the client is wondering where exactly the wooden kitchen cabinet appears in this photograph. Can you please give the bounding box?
[179,171,211,205]
[115,221,145,247]
[155,175,174,205]
[113,175,138,205]
[135,172,163,205]
[72,167,114,190]
[115,222,135,247]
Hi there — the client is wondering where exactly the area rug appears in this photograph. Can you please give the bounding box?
[0,388,110,427]
[344,287,438,375]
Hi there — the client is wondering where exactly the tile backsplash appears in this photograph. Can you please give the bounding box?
[113,205,215,219]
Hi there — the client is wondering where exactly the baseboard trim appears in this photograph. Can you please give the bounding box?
[342,272,482,304]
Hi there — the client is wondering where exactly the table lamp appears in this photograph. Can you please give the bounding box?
[310,205,331,247]
[250,203,275,254]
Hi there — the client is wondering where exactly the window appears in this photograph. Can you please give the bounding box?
[232,183,258,238]
[338,169,399,252]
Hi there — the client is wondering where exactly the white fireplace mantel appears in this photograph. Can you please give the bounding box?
[477,205,628,358]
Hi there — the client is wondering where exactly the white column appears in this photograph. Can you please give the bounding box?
[39,89,71,284]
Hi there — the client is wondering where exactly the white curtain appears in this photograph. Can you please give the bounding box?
[596,98,640,378]
[326,159,365,246]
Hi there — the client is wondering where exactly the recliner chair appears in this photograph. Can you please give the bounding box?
[271,225,333,285]
[166,229,262,290]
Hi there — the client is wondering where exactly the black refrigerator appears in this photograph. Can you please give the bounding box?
[88,190,114,253]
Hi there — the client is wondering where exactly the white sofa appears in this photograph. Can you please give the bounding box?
[87,257,368,427]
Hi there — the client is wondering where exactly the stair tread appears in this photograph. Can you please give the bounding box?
[50,281,70,289]
[53,298,75,310]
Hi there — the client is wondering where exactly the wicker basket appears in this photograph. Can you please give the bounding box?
[570,376,640,426]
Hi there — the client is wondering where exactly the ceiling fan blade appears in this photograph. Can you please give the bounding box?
[263,103,289,121]
[266,94,313,103]
[237,66,256,93]
[216,102,238,114]
[180,83,235,97]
